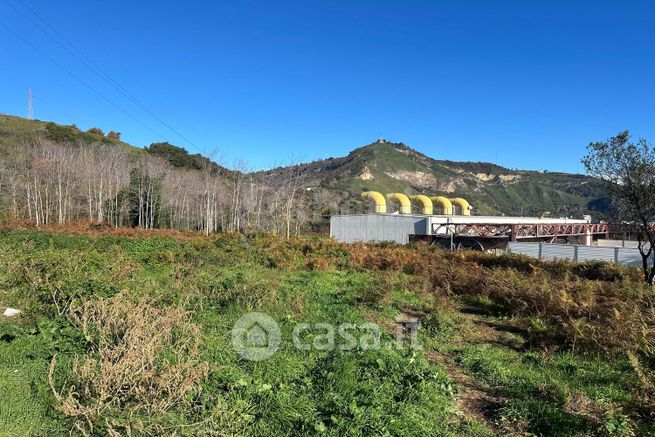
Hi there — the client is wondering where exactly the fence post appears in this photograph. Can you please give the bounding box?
[538,242,543,260]
[573,245,579,262]
[614,247,619,263]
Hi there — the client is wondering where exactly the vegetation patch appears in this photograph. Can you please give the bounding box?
[0,229,653,435]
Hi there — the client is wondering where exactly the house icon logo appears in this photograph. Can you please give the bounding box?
[231,312,281,361]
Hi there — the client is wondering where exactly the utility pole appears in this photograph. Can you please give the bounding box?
[27,89,33,119]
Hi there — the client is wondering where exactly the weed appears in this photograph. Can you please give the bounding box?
[48,292,209,436]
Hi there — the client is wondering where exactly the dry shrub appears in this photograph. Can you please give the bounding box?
[49,292,209,436]
[261,238,350,270]
[349,243,409,270]
[480,267,654,354]
[347,243,655,356]
[564,392,631,432]
[0,219,200,241]
[305,255,332,271]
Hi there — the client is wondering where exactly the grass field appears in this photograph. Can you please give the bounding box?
[0,226,653,436]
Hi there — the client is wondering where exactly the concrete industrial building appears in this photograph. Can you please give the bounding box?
[330,192,608,250]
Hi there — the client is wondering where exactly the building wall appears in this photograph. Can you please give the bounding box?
[330,214,428,244]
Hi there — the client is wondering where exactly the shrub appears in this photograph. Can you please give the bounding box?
[49,292,209,435]
[573,260,640,282]
[0,245,132,317]
[260,238,349,271]
[346,243,655,356]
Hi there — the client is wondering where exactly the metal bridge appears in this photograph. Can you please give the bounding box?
[433,222,609,242]
[426,219,609,250]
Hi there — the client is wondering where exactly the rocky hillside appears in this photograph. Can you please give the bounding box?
[260,139,611,217]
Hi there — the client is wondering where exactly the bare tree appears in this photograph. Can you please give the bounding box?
[277,160,306,239]
[0,137,318,236]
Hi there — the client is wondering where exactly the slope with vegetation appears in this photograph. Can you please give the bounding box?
[0,114,133,153]
[0,225,652,435]
[0,114,304,235]
[1,114,611,238]
[261,140,611,217]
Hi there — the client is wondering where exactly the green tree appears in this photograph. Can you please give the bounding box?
[583,131,655,284]
[145,142,201,169]
[144,142,224,174]
[87,127,104,136]
[119,168,163,229]
[45,122,81,143]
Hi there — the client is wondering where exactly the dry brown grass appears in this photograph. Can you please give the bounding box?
[0,220,202,241]
[49,292,209,436]
[347,243,655,356]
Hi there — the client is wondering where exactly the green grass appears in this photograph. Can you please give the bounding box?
[456,345,638,435]
[0,336,66,436]
[190,269,460,435]
[0,229,651,435]
[0,231,461,435]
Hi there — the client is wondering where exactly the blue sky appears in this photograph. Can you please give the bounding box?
[1,1,654,172]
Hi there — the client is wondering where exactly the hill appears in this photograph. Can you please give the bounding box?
[260,139,611,217]
[0,113,137,153]
[0,114,229,174]
[0,114,243,233]
[0,114,612,234]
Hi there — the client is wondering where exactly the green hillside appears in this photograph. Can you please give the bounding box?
[0,113,230,174]
[262,140,611,217]
[0,114,612,220]
[0,114,138,154]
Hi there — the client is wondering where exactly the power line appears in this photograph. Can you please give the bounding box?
[4,0,202,151]
[0,20,167,139]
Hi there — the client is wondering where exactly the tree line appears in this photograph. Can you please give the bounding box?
[0,138,318,237]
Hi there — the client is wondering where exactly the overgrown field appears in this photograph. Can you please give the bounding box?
[0,228,653,436]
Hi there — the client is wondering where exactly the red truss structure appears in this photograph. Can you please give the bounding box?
[432,223,609,241]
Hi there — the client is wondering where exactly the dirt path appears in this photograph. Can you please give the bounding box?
[429,310,519,436]
[427,348,506,434]
[369,307,521,436]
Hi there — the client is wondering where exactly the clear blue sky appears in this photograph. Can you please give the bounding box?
[2,0,654,172]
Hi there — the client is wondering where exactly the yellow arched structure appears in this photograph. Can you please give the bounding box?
[409,195,433,215]
[386,193,411,214]
[361,191,386,213]
[450,197,471,216]
[431,196,453,215]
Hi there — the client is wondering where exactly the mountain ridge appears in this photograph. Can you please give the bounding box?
[0,113,611,219]
[258,139,610,217]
